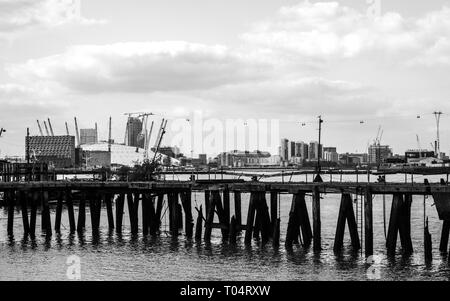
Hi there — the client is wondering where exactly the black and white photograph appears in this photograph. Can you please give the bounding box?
[0,0,450,289]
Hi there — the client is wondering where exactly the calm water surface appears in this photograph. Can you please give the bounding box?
[1,173,449,281]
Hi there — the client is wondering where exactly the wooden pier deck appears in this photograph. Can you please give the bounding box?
[1,180,449,260]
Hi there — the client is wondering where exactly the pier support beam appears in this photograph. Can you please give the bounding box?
[181,191,194,238]
[105,193,114,230]
[285,192,312,248]
[19,190,30,237]
[386,193,413,255]
[244,192,257,245]
[66,189,76,233]
[234,191,242,233]
[30,191,38,237]
[333,193,360,252]
[195,205,203,241]
[41,190,52,236]
[7,191,14,236]
[439,220,450,253]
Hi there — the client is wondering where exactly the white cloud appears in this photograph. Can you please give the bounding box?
[0,0,105,33]
[7,41,271,93]
[241,1,450,65]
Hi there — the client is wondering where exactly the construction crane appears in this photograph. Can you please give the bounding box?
[36,120,44,136]
[47,118,55,136]
[65,122,70,135]
[74,117,80,147]
[144,121,154,160]
[152,119,168,164]
[43,121,50,136]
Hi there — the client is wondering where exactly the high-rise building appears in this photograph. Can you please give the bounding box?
[323,147,338,162]
[80,128,97,145]
[126,117,143,148]
[295,141,309,160]
[289,141,296,160]
[309,141,323,160]
[368,144,392,164]
[280,138,289,161]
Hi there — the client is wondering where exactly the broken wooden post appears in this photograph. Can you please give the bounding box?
[195,204,203,241]
[364,188,373,257]
[312,186,321,251]
[333,193,360,253]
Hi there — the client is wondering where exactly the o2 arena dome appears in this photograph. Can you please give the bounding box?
[81,142,180,167]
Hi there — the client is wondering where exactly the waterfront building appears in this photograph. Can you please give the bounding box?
[368,144,393,164]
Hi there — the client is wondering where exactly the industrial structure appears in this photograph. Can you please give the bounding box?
[25,135,76,168]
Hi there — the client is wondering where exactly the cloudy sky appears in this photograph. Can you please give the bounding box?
[1,0,450,157]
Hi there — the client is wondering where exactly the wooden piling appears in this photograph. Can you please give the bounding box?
[19,190,30,236]
[65,189,76,233]
[273,218,280,248]
[115,193,125,233]
[55,194,63,233]
[229,215,237,244]
[41,190,52,236]
[244,192,257,245]
[142,193,149,236]
[204,192,214,242]
[181,191,194,238]
[155,193,164,232]
[77,191,87,233]
[6,192,13,236]
[270,191,278,236]
[333,193,360,252]
[386,193,413,255]
[425,217,432,261]
[364,189,373,257]
[127,193,138,234]
[30,191,38,237]
[285,195,299,248]
[234,191,242,232]
[105,193,114,230]
[312,186,321,251]
[439,220,450,252]
[258,192,271,244]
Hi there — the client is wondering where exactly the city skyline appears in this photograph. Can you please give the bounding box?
[1,0,450,157]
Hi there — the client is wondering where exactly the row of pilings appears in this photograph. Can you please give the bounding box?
[0,187,447,260]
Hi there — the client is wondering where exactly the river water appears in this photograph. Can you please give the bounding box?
[0,173,449,281]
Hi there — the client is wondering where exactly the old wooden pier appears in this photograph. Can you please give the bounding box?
[1,180,450,259]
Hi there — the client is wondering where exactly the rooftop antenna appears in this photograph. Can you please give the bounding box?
[433,111,443,159]
[36,120,44,136]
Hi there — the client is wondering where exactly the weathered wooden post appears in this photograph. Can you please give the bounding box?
[364,188,373,257]
[105,193,115,230]
[333,193,360,252]
[155,193,164,232]
[42,190,52,236]
[181,191,194,238]
[30,190,38,237]
[142,193,149,236]
[234,191,242,233]
[229,215,237,244]
[7,191,15,236]
[312,186,321,251]
[66,189,76,233]
[77,190,87,233]
[270,191,278,236]
[19,190,30,236]
[115,193,125,233]
[424,217,432,261]
[386,193,413,255]
[195,205,203,241]
[55,192,63,233]
[244,192,257,245]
